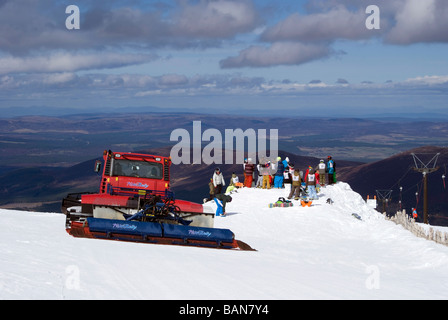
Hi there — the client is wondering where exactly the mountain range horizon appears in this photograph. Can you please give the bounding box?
[0,112,447,225]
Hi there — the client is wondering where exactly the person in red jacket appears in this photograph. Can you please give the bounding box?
[412,208,418,219]
[243,158,255,188]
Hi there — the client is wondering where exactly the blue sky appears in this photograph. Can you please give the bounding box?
[0,0,447,117]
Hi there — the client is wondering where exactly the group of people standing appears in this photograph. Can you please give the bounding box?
[205,155,337,204]
[254,155,336,200]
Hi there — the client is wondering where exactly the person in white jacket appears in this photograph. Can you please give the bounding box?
[213,167,225,195]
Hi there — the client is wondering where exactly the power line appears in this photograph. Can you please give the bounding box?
[369,152,447,219]
[375,189,393,214]
[388,165,413,191]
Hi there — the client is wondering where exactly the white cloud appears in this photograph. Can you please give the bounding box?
[404,75,448,85]
[0,52,157,75]
[220,42,331,68]
[159,74,189,87]
[387,0,448,44]
[41,72,77,85]
[175,0,259,38]
[0,0,262,55]
[261,6,375,42]
[2,71,448,113]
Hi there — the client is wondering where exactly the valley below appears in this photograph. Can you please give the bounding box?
[0,112,447,225]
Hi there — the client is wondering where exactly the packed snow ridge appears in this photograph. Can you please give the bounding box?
[1,182,448,300]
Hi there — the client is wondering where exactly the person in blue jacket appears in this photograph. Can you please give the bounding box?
[274,156,285,188]
[327,156,335,185]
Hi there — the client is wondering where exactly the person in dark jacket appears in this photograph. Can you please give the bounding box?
[273,156,284,188]
[283,165,292,197]
[214,193,232,216]
[327,156,336,185]
[288,169,301,200]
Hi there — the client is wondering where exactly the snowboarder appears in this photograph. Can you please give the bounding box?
[255,162,263,188]
[214,193,232,216]
[288,169,301,200]
[260,160,272,189]
[213,168,225,195]
[243,158,255,188]
[316,159,326,186]
[229,172,239,186]
[225,185,237,194]
[283,167,292,197]
[304,166,312,182]
[273,156,285,188]
[306,168,318,200]
[327,156,336,185]
[282,157,290,171]
[412,208,418,219]
[204,178,215,203]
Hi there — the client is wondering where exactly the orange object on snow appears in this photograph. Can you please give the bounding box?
[301,200,312,207]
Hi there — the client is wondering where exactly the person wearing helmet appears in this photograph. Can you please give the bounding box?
[316,159,327,186]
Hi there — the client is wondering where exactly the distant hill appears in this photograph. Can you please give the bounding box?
[1,113,448,169]
[1,144,447,227]
[0,159,101,212]
[0,146,361,212]
[338,146,448,226]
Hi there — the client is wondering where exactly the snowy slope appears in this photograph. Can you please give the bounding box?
[1,182,448,300]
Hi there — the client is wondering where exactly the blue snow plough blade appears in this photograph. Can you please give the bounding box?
[78,217,251,250]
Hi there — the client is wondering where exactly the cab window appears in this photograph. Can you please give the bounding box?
[112,159,162,179]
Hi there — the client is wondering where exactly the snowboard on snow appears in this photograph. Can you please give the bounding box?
[269,202,294,208]
[269,197,293,208]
